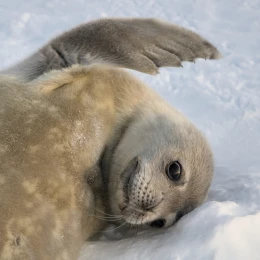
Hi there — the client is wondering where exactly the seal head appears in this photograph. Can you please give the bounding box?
[108,108,214,228]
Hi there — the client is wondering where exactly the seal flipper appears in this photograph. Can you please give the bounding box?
[1,18,221,82]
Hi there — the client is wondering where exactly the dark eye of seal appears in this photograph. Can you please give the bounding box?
[150,219,166,228]
[166,161,182,181]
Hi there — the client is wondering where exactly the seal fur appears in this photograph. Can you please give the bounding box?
[2,18,221,81]
[0,18,220,259]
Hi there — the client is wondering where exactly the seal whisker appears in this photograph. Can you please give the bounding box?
[93,208,123,218]
[86,216,121,222]
[118,215,134,241]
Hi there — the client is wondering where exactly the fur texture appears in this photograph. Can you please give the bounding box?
[2,18,221,81]
[0,18,220,259]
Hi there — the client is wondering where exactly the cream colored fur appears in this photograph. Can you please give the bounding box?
[0,18,220,259]
[0,65,214,259]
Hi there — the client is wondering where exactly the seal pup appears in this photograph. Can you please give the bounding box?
[0,65,214,259]
[0,18,220,259]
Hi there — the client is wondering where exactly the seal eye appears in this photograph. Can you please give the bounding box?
[166,161,182,181]
[150,219,166,228]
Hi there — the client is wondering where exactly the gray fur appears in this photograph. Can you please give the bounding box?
[103,101,214,228]
[1,18,221,81]
[0,18,220,259]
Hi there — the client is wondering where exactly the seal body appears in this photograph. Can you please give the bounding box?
[0,64,214,259]
[0,67,114,259]
[0,18,220,259]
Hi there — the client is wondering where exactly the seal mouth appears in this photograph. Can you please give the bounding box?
[118,157,163,226]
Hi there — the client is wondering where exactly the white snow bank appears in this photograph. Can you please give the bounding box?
[79,203,260,260]
[79,168,260,259]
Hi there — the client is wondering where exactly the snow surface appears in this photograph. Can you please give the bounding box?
[0,0,259,259]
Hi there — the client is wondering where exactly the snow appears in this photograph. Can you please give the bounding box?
[0,0,259,259]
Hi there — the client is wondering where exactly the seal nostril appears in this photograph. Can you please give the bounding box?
[150,219,166,228]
